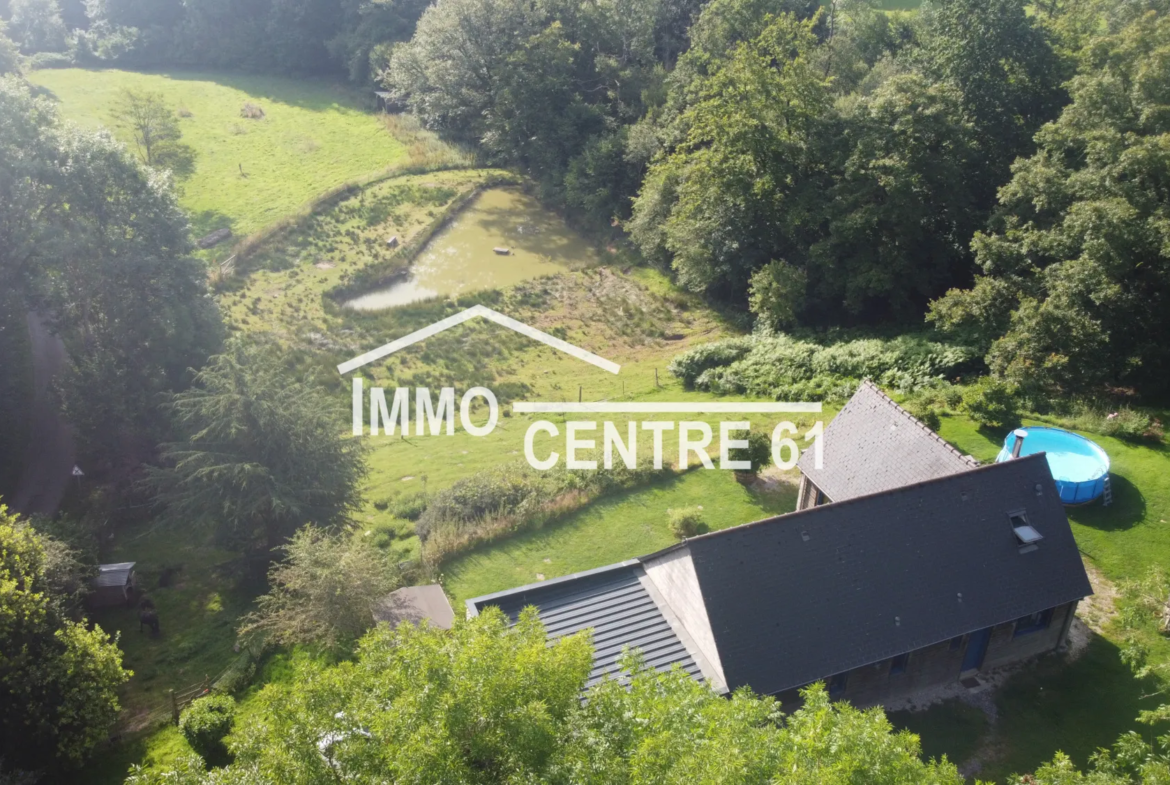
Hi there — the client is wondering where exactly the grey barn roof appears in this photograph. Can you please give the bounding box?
[467,562,704,690]
[682,453,1092,696]
[797,380,978,502]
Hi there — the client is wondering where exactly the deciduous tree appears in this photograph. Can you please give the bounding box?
[0,506,129,772]
[128,608,964,784]
[238,525,400,650]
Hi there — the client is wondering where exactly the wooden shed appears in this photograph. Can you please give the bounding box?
[90,562,137,607]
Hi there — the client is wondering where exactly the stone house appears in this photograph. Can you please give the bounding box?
[467,455,1092,706]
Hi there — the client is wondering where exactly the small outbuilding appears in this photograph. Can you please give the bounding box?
[372,584,454,629]
[90,562,137,608]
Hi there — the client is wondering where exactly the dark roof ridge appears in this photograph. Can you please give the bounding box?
[678,452,1048,547]
[855,379,979,467]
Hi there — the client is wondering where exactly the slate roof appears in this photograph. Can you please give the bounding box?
[798,380,979,502]
[467,562,704,690]
[682,453,1092,696]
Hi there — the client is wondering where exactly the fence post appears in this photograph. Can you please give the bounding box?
[655,368,659,388]
[578,386,582,403]
[170,689,179,725]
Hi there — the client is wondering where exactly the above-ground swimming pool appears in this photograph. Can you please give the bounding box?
[995,427,1110,505]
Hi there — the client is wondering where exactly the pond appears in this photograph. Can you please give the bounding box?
[344,188,599,310]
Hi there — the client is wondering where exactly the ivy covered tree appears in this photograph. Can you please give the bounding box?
[146,341,367,550]
[929,9,1170,396]
[0,505,129,773]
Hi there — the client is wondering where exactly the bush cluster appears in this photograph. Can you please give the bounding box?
[960,377,1022,429]
[669,334,978,402]
[726,431,773,475]
[668,507,707,539]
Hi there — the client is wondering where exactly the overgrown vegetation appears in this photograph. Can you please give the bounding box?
[127,608,967,784]
[0,506,129,775]
[668,332,978,401]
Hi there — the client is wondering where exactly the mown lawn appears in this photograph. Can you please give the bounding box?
[884,413,1170,779]
[27,69,413,237]
[442,468,799,607]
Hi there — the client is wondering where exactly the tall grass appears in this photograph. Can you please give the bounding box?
[416,462,675,566]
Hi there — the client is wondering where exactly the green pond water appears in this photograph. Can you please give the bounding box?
[344,188,599,310]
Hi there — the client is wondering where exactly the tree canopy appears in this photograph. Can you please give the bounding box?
[146,341,367,550]
[929,9,1170,396]
[0,505,129,772]
[0,76,223,473]
[128,607,965,784]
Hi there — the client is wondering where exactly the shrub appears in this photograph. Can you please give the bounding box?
[179,693,235,766]
[392,490,428,521]
[961,377,1021,429]
[726,431,773,474]
[667,338,753,388]
[1059,404,1163,443]
[27,51,73,70]
[668,507,708,539]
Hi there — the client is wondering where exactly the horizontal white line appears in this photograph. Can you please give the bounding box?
[512,402,822,414]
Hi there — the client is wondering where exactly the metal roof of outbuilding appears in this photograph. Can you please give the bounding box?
[94,562,135,588]
[468,562,704,690]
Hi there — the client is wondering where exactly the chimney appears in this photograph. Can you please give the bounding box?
[1011,429,1029,458]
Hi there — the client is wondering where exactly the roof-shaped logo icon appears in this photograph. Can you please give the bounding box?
[337,305,620,375]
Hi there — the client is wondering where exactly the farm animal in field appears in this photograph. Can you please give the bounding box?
[139,598,160,636]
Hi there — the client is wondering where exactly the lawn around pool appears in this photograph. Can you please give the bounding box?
[882,413,1170,780]
[27,69,417,238]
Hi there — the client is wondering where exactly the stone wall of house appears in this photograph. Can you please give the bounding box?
[770,602,1076,709]
[982,601,1075,671]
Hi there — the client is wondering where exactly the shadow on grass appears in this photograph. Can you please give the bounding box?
[189,208,236,240]
[1068,472,1146,532]
[889,698,988,767]
[153,70,368,114]
[986,632,1158,779]
[898,632,1158,782]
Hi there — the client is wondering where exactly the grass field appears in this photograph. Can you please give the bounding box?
[26,69,439,238]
